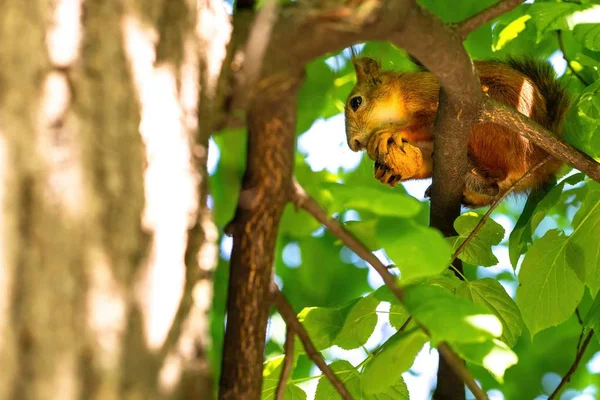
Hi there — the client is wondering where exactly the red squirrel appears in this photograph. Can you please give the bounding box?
[344,56,570,207]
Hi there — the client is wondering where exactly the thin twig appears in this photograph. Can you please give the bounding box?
[275,327,295,400]
[576,308,585,351]
[291,180,488,400]
[557,31,590,86]
[451,156,552,263]
[399,317,413,332]
[576,308,584,326]
[271,284,353,400]
[548,330,594,400]
[457,0,525,39]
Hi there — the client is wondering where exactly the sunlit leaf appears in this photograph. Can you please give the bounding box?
[298,299,359,351]
[343,219,380,250]
[449,212,505,267]
[334,293,380,350]
[314,360,361,400]
[493,15,532,51]
[453,339,518,383]
[378,218,452,282]
[262,355,305,400]
[404,284,502,345]
[324,183,422,218]
[456,279,524,347]
[361,329,427,394]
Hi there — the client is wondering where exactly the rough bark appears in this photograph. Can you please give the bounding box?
[219,76,301,399]
[0,0,220,399]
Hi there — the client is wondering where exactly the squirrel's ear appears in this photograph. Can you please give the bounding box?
[352,57,381,82]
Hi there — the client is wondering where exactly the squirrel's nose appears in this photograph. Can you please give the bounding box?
[350,138,366,152]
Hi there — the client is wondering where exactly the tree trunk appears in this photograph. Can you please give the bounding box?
[0,0,225,398]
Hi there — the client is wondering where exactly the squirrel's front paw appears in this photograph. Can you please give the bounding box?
[368,126,424,186]
[367,125,410,163]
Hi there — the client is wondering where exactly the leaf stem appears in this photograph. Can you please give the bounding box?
[449,264,469,281]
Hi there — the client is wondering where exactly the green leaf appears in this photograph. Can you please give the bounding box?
[509,177,566,268]
[571,182,600,296]
[343,219,380,250]
[453,339,518,383]
[375,272,462,330]
[575,23,600,51]
[334,293,380,350]
[314,360,361,400]
[362,372,410,400]
[527,2,582,41]
[449,212,505,267]
[455,279,524,347]
[262,355,305,400]
[493,14,532,51]
[516,230,585,338]
[389,303,411,330]
[314,358,410,400]
[404,285,502,345]
[361,329,427,394]
[564,78,600,158]
[298,299,359,351]
[378,218,452,282]
[324,183,422,218]
[298,293,380,351]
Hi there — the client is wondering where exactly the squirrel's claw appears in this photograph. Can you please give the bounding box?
[374,161,402,187]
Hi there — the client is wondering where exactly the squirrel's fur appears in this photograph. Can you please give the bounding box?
[344,56,570,207]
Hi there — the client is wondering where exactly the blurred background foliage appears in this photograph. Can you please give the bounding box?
[210,0,600,398]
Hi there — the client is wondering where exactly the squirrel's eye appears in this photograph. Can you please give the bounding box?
[350,96,362,111]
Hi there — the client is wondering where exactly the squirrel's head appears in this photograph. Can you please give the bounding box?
[345,57,408,152]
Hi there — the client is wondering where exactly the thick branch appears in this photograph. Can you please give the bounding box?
[271,285,352,400]
[219,78,301,399]
[481,98,600,183]
[548,330,594,400]
[457,0,525,40]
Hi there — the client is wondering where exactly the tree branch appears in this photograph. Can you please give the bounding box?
[457,0,525,40]
[275,326,295,400]
[548,330,594,400]
[451,156,552,264]
[271,285,353,400]
[480,98,600,183]
[291,180,487,400]
[219,78,301,399]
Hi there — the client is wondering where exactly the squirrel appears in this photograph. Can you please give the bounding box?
[344,56,570,207]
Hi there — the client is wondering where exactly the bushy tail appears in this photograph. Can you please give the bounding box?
[506,56,571,136]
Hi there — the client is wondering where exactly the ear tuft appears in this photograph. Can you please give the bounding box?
[352,57,381,82]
